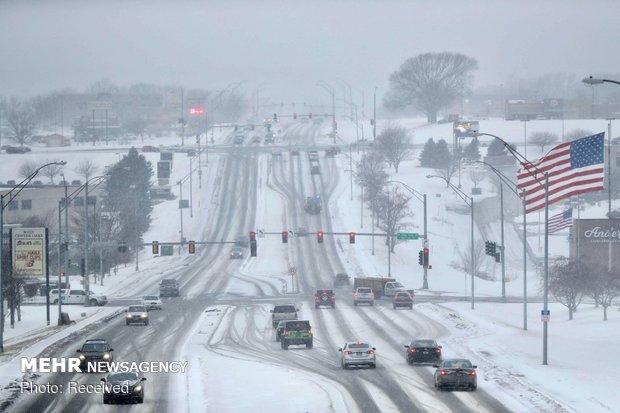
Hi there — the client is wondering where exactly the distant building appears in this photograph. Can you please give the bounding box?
[42,134,70,147]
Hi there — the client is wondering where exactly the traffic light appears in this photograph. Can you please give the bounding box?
[349,232,355,244]
[418,250,424,266]
[250,231,257,257]
[282,231,288,243]
[273,113,278,122]
[494,251,501,263]
[485,241,496,256]
[188,240,196,254]
[152,241,159,254]
[309,112,313,119]
[423,247,430,267]
[317,231,324,244]
[293,113,297,119]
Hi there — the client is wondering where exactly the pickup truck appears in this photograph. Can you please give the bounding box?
[383,281,406,297]
[271,304,299,328]
[49,289,107,306]
[353,277,396,298]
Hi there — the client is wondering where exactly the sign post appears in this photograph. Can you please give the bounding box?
[396,232,420,240]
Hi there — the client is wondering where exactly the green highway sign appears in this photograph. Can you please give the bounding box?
[396,232,419,240]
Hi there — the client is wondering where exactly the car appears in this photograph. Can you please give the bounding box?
[102,372,146,404]
[159,279,180,297]
[393,291,413,309]
[295,227,309,237]
[233,135,244,145]
[290,149,300,156]
[333,273,350,288]
[275,319,295,342]
[314,289,335,308]
[384,281,406,297]
[307,150,319,160]
[280,320,313,349]
[230,247,244,259]
[141,295,162,310]
[235,236,250,248]
[304,196,322,214]
[251,135,261,144]
[325,147,339,157]
[310,164,320,174]
[271,304,299,327]
[76,339,114,372]
[141,145,159,152]
[271,149,282,157]
[264,132,275,144]
[125,305,149,326]
[5,146,31,154]
[49,289,107,306]
[405,339,442,364]
[434,359,477,391]
[339,341,376,369]
[353,287,374,306]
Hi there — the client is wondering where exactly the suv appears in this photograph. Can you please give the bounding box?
[230,247,244,259]
[393,291,413,309]
[280,320,313,350]
[354,287,374,306]
[50,289,107,306]
[333,273,350,288]
[271,304,298,327]
[159,279,180,297]
[76,339,114,372]
[125,305,149,326]
[314,289,335,308]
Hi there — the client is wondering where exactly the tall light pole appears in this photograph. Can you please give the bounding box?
[373,87,377,140]
[427,175,474,308]
[0,160,66,352]
[387,181,429,289]
[317,81,336,142]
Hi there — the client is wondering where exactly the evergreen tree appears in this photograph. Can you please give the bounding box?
[419,138,437,167]
[434,139,452,169]
[486,138,507,156]
[462,138,480,161]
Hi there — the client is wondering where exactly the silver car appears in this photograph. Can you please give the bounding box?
[339,341,376,369]
[353,287,374,306]
[125,305,149,326]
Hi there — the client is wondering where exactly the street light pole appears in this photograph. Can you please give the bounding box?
[499,181,506,301]
[84,180,90,305]
[57,201,63,324]
[373,87,377,140]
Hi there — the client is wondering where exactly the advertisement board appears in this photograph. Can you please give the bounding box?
[571,219,620,271]
[11,228,47,277]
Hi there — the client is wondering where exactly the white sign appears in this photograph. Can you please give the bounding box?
[11,228,47,277]
[89,101,113,110]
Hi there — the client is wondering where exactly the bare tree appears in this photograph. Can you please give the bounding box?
[6,97,36,147]
[467,167,486,188]
[374,125,411,173]
[528,132,559,153]
[437,162,457,189]
[587,268,620,321]
[548,258,588,320]
[452,240,487,280]
[384,52,478,123]
[564,128,593,142]
[372,187,412,253]
[18,160,39,179]
[43,159,64,184]
[355,152,389,209]
[75,160,98,180]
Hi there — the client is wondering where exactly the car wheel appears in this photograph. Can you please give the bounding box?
[331,303,335,309]
[341,360,347,369]
[145,321,149,326]
[315,304,319,309]
[281,341,288,350]
[370,302,374,306]
[126,321,130,326]
[409,305,413,310]
[306,341,313,349]
[369,363,376,369]
[393,304,396,309]
[138,395,144,403]
[471,385,477,391]
[353,302,358,306]
[90,299,98,306]
[103,396,109,404]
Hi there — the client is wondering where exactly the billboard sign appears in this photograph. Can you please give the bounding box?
[572,219,620,271]
[11,228,47,277]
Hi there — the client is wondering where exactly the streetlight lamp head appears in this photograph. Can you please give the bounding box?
[583,76,604,85]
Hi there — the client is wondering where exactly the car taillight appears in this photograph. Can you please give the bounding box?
[367,350,374,355]
[344,350,352,355]
[439,370,448,376]
[468,371,476,376]
[435,348,441,353]
[409,348,416,353]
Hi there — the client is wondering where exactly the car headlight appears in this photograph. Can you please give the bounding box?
[103,353,110,360]
[126,314,132,318]
[79,354,85,360]
[141,313,147,318]
[134,385,142,392]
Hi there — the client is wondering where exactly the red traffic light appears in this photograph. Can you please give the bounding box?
[152,241,159,254]
[250,231,256,242]
[317,231,324,244]
[282,231,288,243]
[349,232,355,244]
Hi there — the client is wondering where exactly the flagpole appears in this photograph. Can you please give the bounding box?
[543,172,550,366]
[607,122,613,272]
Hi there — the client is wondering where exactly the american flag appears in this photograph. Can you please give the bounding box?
[548,208,573,233]
[517,133,605,213]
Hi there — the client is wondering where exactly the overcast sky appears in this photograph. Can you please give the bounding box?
[1,0,619,106]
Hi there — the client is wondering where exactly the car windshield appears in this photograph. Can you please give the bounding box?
[161,279,177,285]
[82,342,107,352]
[143,296,159,300]
[357,288,372,293]
[348,343,370,349]
[107,372,138,382]
[412,340,436,347]
[285,321,310,331]
[443,359,473,369]
[396,292,410,298]
[274,305,296,313]
[317,290,333,294]
[129,306,146,312]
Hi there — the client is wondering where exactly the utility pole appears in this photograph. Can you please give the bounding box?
[179,181,184,255]
[523,120,528,159]
[63,181,69,286]
[500,181,506,301]
[470,196,475,310]
[181,88,185,146]
[84,180,90,305]
[422,194,428,290]
[57,201,63,324]
[373,87,377,139]
[189,157,194,218]
[105,109,108,146]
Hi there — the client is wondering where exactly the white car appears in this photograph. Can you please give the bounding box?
[339,341,376,369]
[353,287,374,306]
[50,289,107,306]
[125,305,149,326]
[141,295,162,310]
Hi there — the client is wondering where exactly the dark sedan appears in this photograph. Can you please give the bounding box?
[102,372,146,404]
[405,339,442,364]
[393,291,413,309]
[434,359,477,391]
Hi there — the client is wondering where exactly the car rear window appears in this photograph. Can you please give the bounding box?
[412,340,436,347]
[161,279,177,285]
[143,296,159,300]
[348,343,369,349]
[396,292,410,298]
[316,290,333,294]
[285,321,310,330]
[274,305,296,313]
[357,288,372,293]
[443,359,472,368]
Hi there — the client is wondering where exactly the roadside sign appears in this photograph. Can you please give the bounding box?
[396,232,419,240]
[11,228,47,277]
[160,245,174,256]
[179,200,189,209]
[541,309,550,322]
[89,101,113,110]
